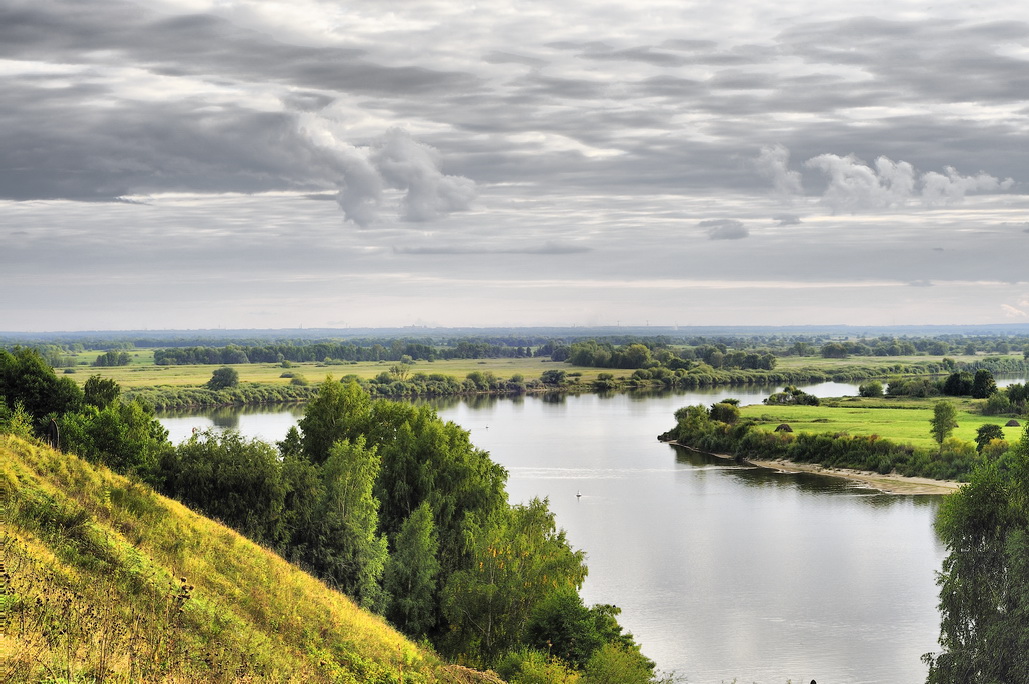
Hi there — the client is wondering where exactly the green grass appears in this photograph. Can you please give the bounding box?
[1,434,501,683]
[741,397,1022,448]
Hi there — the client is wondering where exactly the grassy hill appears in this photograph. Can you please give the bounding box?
[0,434,502,683]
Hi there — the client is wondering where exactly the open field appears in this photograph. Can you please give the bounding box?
[62,355,628,389]
[773,353,1010,370]
[740,397,1022,448]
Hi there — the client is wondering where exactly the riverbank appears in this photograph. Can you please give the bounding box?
[674,443,961,495]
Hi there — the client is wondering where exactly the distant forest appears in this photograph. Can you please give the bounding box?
[5,330,1028,370]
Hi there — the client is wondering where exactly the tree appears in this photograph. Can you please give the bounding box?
[161,429,286,545]
[58,398,170,482]
[943,371,974,396]
[925,426,1029,683]
[970,369,998,399]
[83,374,121,408]
[930,401,959,453]
[206,366,239,390]
[974,424,1005,453]
[313,437,388,609]
[709,401,740,424]
[441,499,588,663]
[859,380,884,398]
[297,379,371,464]
[383,501,441,638]
[820,342,848,358]
[0,347,83,431]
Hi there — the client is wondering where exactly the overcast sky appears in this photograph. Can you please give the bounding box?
[2,0,1027,332]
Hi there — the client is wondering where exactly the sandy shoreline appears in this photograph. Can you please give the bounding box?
[673,444,962,495]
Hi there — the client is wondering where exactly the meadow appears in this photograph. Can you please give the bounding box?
[64,352,590,389]
[739,396,1021,449]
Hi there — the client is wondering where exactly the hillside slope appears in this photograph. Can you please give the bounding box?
[0,434,502,683]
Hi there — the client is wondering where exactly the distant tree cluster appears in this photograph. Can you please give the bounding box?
[93,350,131,366]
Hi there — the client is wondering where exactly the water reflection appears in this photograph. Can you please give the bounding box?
[672,444,945,511]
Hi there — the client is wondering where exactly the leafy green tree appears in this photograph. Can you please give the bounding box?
[970,369,998,399]
[0,347,83,431]
[708,401,740,424]
[83,374,121,408]
[584,642,657,684]
[367,401,508,575]
[58,398,170,482]
[925,426,1029,683]
[859,380,884,398]
[298,379,371,464]
[524,588,603,668]
[206,366,239,390]
[930,401,959,453]
[383,501,441,638]
[975,424,1006,453]
[441,499,588,663]
[943,371,974,396]
[315,437,388,610]
[820,342,848,358]
[540,369,567,386]
[160,429,286,545]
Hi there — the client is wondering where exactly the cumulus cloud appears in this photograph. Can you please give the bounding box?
[307,127,475,227]
[700,219,749,240]
[371,129,476,223]
[1001,304,1028,318]
[920,168,1015,206]
[804,154,917,211]
[754,144,803,196]
[749,147,1018,212]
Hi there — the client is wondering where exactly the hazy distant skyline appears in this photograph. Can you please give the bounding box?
[2,0,1027,331]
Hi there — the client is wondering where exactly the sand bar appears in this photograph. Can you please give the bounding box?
[673,443,961,495]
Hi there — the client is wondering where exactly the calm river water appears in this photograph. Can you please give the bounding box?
[160,382,949,683]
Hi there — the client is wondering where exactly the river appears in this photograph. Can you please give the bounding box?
[159,381,953,683]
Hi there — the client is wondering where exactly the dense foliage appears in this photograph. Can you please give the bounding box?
[924,425,1029,683]
[1,352,661,681]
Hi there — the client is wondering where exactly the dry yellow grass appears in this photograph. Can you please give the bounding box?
[1,434,502,683]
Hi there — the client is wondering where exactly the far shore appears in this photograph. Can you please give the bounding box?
[673,443,962,495]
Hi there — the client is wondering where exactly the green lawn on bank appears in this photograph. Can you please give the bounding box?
[739,397,1022,449]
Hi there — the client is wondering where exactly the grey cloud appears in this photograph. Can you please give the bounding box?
[579,46,688,67]
[755,145,803,196]
[325,129,475,227]
[908,280,934,287]
[282,91,336,112]
[700,219,749,240]
[0,2,479,97]
[483,51,547,68]
[372,129,476,223]
[773,214,802,226]
[393,241,590,255]
[779,17,1029,105]
[790,151,1014,212]
[921,168,1014,205]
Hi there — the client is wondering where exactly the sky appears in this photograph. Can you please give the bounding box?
[2,0,1028,332]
